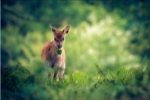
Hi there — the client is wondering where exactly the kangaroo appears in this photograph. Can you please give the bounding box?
[41,25,70,79]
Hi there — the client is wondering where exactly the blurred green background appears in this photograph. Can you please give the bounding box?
[1,0,150,100]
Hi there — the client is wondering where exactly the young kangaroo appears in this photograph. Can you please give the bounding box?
[41,25,70,79]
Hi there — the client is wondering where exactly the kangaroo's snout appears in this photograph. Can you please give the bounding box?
[57,45,62,49]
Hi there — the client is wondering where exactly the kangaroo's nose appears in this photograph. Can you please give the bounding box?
[57,45,62,49]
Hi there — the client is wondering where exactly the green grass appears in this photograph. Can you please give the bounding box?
[1,61,150,100]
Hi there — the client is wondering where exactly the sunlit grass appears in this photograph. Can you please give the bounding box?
[2,60,150,100]
[2,1,149,100]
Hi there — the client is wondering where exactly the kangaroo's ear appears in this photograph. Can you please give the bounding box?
[49,25,56,33]
[62,26,70,34]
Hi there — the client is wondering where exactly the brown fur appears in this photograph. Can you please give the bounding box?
[41,26,70,78]
[41,41,65,68]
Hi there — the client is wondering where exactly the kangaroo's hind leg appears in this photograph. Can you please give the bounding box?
[58,64,65,79]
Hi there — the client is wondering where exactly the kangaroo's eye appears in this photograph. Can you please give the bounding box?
[62,38,64,41]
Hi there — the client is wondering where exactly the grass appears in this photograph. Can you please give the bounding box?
[1,60,150,100]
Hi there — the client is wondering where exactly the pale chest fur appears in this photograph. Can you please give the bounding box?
[41,41,66,69]
[48,48,66,68]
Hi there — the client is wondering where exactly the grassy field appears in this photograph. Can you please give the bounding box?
[1,60,150,100]
[1,1,150,100]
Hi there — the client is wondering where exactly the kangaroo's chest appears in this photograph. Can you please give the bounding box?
[48,50,65,68]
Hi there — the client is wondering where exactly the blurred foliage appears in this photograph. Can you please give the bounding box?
[1,0,150,100]
[101,0,150,59]
[1,60,150,100]
[85,0,150,59]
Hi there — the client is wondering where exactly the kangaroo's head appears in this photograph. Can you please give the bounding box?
[50,25,70,49]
